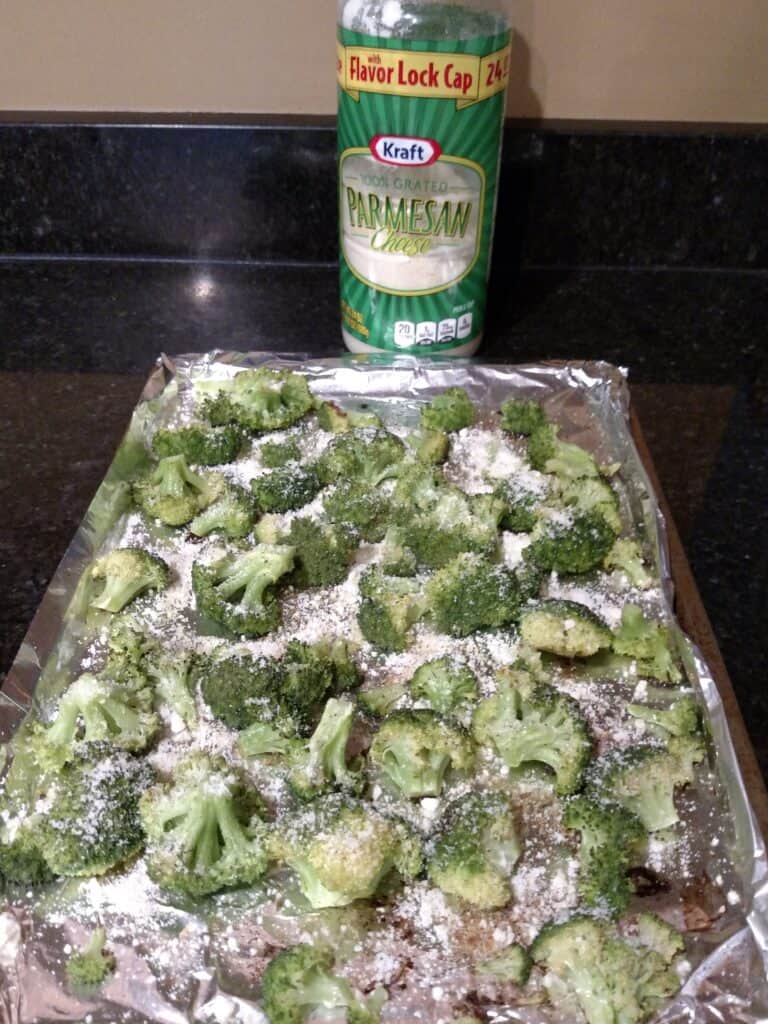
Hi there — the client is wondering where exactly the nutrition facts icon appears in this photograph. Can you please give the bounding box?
[438,318,457,342]
[416,321,437,345]
[457,312,473,339]
[394,321,416,348]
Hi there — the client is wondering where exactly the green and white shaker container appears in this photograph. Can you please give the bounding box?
[337,0,511,356]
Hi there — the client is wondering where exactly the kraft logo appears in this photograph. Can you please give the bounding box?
[370,135,442,167]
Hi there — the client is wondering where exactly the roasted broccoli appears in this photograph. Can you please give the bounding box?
[563,796,646,916]
[476,944,532,985]
[74,547,170,616]
[152,424,245,466]
[604,539,653,589]
[189,483,255,538]
[393,487,505,569]
[560,477,622,535]
[103,615,157,685]
[527,424,600,480]
[425,554,523,637]
[499,398,547,436]
[192,544,295,637]
[357,568,426,652]
[631,911,685,962]
[199,368,315,433]
[287,517,358,588]
[316,400,382,433]
[472,669,593,795]
[627,697,700,738]
[357,681,408,718]
[0,798,54,885]
[323,482,392,542]
[65,927,116,987]
[318,429,405,487]
[420,387,475,432]
[252,463,323,514]
[428,792,521,909]
[288,698,362,800]
[146,650,198,730]
[407,427,450,464]
[369,710,475,798]
[311,637,362,692]
[494,473,550,532]
[378,525,418,577]
[271,797,422,908]
[523,509,616,575]
[260,435,302,467]
[409,657,478,715]
[519,599,613,658]
[140,753,268,897]
[612,605,681,682]
[133,454,222,526]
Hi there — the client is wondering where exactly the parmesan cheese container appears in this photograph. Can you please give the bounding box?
[337,0,511,356]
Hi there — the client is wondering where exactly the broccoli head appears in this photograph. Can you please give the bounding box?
[369,709,475,798]
[140,753,268,897]
[409,657,478,715]
[407,428,450,464]
[146,649,198,730]
[0,799,54,885]
[260,435,303,467]
[519,599,613,658]
[428,792,521,909]
[316,400,381,434]
[378,525,418,577]
[288,698,363,800]
[476,944,532,985]
[357,680,408,718]
[323,482,392,542]
[133,454,222,526]
[425,554,523,637]
[152,424,245,466]
[199,368,315,433]
[65,927,116,988]
[357,568,426,652]
[318,429,405,487]
[271,797,422,908]
[103,615,156,686]
[420,387,475,432]
[604,539,653,589]
[287,517,358,588]
[189,483,256,539]
[630,912,685,962]
[393,488,505,569]
[75,547,170,616]
[192,544,295,637]
[494,473,550,533]
[626,697,700,738]
[311,637,362,692]
[472,670,593,795]
[560,477,622,535]
[612,605,681,682]
[563,796,646,917]
[527,424,600,480]
[523,509,615,575]
[499,398,547,436]
[252,463,323,514]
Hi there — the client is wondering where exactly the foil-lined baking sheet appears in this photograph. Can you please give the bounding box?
[1,353,766,1024]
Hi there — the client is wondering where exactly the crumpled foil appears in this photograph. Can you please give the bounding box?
[1,353,766,1024]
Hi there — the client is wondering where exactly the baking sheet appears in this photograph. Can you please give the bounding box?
[1,352,766,1024]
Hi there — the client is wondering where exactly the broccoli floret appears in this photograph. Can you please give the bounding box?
[369,710,474,798]
[323,482,392,542]
[425,554,523,637]
[524,510,615,575]
[378,525,418,577]
[630,912,685,962]
[560,477,622,535]
[310,637,362,692]
[358,681,408,717]
[199,368,315,433]
[103,615,156,685]
[604,539,653,589]
[318,429,405,487]
[152,424,244,466]
[0,801,54,885]
[287,517,358,588]
[38,742,154,876]
[140,754,268,897]
[472,670,593,795]
[395,489,505,569]
[65,927,116,987]
[420,387,475,432]
[261,943,385,1024]
[409,657,478,715]
[531,915,680,1024]
[192,544,295,637]
[271,796,422,908]
[407,428,450,464]
[189,483,256,539]
[563,796,646,917]
[252,463,322,514]
[500,398,547,436]
[239,721,300,758]
[519,599,613,658]
[627,697,700,738]
[288,698,362,800]
[428,792,520,909]
[476,944,532,985]
[527,424,600,480]
[146,650,198,730]
[75,547,170,616]
[261,435,303,467]
[357,568,426,653]
[612,605,681,682]
[494,474,550,533]
[585,739,705,832]
[133,454,222,526]
[316,400,382,434]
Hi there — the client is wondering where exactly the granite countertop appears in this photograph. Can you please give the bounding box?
[1,257,765,784]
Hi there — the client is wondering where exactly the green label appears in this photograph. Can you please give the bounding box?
[338,25,510,352]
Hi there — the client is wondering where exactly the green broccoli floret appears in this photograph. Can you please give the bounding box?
[524,509,615,575]
[563,796,646,917]
[420,387,475,432]
[0,800,54,885]
[394,488,505,569]
[192,544,295,637]
[38,742,154,876]
[519,599,613,658]
[369,709,474,798]
[65,927,116,987]
[494,474,550,532]
[428,792,520,909]
[316,400,382,434]
[626,697,700,738]
[140,753,268,897]
[103,615,156,685]
[357,568,426,652]
[425,554,523,637]
[585,738,705,832]
[288,698,362,800]
[238,721,300,758]
[604,539,653,589]
[252,463,322,514]
[199,368,315,433]
[476,944,532,985]
[318,429,405,487]
[612,605,681,682]
[311,637,362,692]
[260,943,385,1024]
[560,477,622,535]
[133,454,222,526]
[260,435,303,467]
[409,657,478,715]
[378,525,418,577]
[323,481,392,542]
[189,483,256,538]
[74,547,170,616]
[272,798,422,909]
[527,424,600,480]
[146,650,198,730]
[500,398,547,436]
[531,915,680,1024]
[357,681,408,717]
[152,424,245,466]
[407,428,450,464]
[631,912,685,962]
[287,517,358,588]
[472,669,593,795]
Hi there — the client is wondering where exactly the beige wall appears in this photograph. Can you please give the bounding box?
[1,0,767,122]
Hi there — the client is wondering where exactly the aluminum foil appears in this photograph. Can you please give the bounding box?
[1,352,766,1024]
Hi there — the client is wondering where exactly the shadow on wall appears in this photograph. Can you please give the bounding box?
[507,22,544,120]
